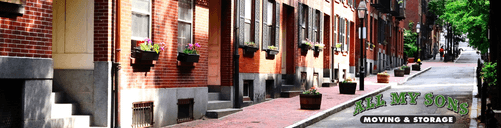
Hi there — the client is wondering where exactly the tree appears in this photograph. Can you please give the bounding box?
[428,0,490,53]
[404,22,418,57]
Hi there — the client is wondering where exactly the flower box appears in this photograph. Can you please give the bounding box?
[299,94,322,110]
[313,46,323,52]
[266,49,279,56]
[300,43,311,51]
[377,74,390,83]
[394,69,405,77]
[403,67,411,74]
[339,82,356,94]
[133,49,159,61]
[243,45,259,54]
[412,64,421,71]
[408,57,415,63]
[177,52,200,63]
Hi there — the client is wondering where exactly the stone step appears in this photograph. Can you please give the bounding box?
[322,82,337,87]
[206,108,242,118]
[50,115,90,128]
[208,92,220,101]
[323,77,331,83]
[280,91,302,98]
[281,84,297,92]
[242,101,253,107]
[51,103,73,118]
[207,100,232,110]
[51,92,65,104]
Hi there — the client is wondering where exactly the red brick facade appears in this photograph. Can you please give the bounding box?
[119,0,209,89]
[94,0,114,61]
[0,0,53,58]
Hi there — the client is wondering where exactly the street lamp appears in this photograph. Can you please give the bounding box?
[416,22,421,62]
[358,0,366,91]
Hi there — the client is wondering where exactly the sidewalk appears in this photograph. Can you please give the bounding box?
[166,63,444,128]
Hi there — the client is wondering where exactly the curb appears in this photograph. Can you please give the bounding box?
[286,85,392,128]
[397,66,432,85]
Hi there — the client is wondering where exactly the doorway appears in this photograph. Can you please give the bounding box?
[283,4,295,75]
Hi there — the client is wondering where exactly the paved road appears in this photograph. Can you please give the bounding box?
[308,48,478,128]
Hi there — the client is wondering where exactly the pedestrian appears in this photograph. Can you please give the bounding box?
[433,45,438,60]
[439,46,444,60]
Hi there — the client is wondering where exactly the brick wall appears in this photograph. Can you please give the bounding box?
[94,0,114,61]
[120,0,209,89]
[220,0,233,86]
[0,0,53,58]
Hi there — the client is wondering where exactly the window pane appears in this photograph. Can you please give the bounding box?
[244,23,251,42]
[268,26,274,46]
[245,0,251,20]
[179,0,193,21]
[178,22,192,52]
[132,13,149,38]
[267,1,273,25]
[132,0,150,13]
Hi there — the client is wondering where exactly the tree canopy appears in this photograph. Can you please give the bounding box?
[428,0,490,52]
[404,22,418,57]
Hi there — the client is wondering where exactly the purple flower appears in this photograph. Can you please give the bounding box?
[195,43,201,47]
[144,38,151,44]
[189,43,193,47]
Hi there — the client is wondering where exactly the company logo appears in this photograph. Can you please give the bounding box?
[353,92,469,124]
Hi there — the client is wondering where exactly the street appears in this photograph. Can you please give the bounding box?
[307,49,479,128]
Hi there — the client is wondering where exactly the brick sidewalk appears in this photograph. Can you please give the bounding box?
[167,62,475,128]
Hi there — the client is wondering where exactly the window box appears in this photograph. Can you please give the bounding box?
[177,52,199,63]
[300,42,312,51]
[243,45,259,54]
[132,48,159,61]
[313,46,323,52]
[266,49,279,56]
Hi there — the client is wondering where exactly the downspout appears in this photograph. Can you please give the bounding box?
[112,0,121,127]
[331,0,334,82]
[233,0,242,108]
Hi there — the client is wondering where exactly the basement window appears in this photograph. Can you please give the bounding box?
[132,101,154,128]
[177,98,194,123]
[243,80,254,101]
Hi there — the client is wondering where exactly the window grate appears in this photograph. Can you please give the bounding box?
[132,102,154,128]
[177,99,194,123]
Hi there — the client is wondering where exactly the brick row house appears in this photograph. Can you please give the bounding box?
[0,0,405,128]
[352,0,406,76]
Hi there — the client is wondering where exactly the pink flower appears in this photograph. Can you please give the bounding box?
[189,43,193,47]
[144,38,151,44]
[195,43,201,47]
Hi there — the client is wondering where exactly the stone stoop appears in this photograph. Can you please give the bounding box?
[280,84,302,98]
[50,92,91,128]
[321,77,336,87]
[206,92,242,119]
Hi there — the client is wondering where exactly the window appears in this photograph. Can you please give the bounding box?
[263,0,279,51]
[265,0,273,46]
[131,0,151,40]
[333,16,337,48]
[339,18,345,51]
[313,10,320,43]
[132,102,154,127]
[300,4,308,42]
[177,0,193,53]
[244,0,253,43]
[177,99,194,123]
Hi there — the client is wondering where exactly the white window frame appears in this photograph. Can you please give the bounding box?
[131,0,152,41]
[177,0,194,52]
[266,0,274,46]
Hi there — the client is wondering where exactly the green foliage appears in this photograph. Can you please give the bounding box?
[482,62,497,86]
[183,43,201,55]
[404,22,418,57]
[302,87,321,95]
[139,38,164,54]
[428,0,490,53]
